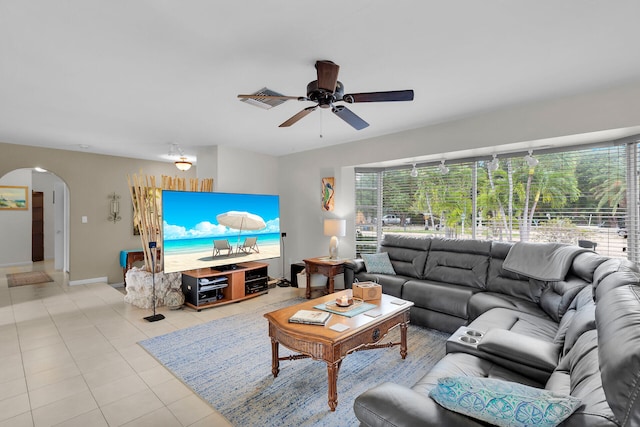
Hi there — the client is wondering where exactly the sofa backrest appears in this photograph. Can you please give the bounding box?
[569,251,608,282]
[553,286,596,357]
[547,329,617,426]
[592,258,639,299]
[596,273,640,427]
[379,234,431,278]
[487,241,545,303]
[539,276,591,323]
[422,238,491,289]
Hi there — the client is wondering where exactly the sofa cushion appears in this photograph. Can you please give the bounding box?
[354,381,487,427]
[429,376,581,427]
[379,234,430,278]
[569,251,608,283]
[596,281,640,427]
[562,306,595,358]
[423,238,491,289]
[488,241,546,303]
[547,330,618,426]
[594,269,640,300]
[539,276,590,322]
[467,308,558,343]
[380,233,432,251]
[362,252,396,275]
[591,258,638,297]
[403,280,480,319]
[354,273,409,298]
[477,329,560,372]
[414,352,544,395]
[468,292,548,322]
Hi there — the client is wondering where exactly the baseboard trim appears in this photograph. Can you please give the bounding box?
[69,276,108,286]
[0,261,33,268]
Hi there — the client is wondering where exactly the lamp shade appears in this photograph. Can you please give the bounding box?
[324,219,346,237]
[175,157,192,171]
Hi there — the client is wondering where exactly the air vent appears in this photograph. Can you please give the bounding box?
[239,87,287,110]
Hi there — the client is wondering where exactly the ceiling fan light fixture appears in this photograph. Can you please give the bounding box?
[438,160,449,175]
[238,60,414,131]
[175,157,192,171]
[524,150,539,167]
[410,163,418,178]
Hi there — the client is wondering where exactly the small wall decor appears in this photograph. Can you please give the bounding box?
[108,192,121,223]
[0,185,28,210]
[322,177,335,211]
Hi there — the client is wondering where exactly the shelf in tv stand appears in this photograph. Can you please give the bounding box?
[181,261,269,311]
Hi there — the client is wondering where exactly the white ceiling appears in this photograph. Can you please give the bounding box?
[2,1,640,165]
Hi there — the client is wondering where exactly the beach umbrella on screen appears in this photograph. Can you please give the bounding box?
[216,211,266,249]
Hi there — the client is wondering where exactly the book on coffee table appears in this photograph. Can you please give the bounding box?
[289,309,332,326]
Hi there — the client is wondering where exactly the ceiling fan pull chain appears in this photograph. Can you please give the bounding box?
[319,109,323,138]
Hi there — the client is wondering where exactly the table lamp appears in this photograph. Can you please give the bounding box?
[324,219,346,259]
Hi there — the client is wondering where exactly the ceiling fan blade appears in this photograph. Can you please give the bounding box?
[343,90,414,103]
[279,106,318,127]
[332,105,369,130]
[316,60,340,93]
[238,94,306,101]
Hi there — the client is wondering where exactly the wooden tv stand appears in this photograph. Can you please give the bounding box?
[181,261,269,311]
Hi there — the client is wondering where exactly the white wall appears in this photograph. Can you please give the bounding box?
[277,79,640,276]
[197,144,282,277]
[0,169,32,266]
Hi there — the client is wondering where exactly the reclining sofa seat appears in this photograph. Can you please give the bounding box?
[354,267,640,426]
[344,234,609,333]
[347,233,431,298]
[403,238,491,332]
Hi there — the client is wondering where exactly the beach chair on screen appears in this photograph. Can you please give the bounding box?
[213,239,233,256]
[237,236,259,254]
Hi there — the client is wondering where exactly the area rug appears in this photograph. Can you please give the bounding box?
[139,298,449,427]
[6,271,54,287]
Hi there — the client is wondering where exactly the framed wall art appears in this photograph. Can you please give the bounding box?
[0,186,28,210]
[322,177,335,211]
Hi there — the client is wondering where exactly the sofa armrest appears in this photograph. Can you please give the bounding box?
[354,382,484,427]
[343,258,366,289]
[477,329,560,372]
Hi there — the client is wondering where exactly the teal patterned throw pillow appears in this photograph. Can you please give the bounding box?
[429,376,581,427]
[362,252,396,275]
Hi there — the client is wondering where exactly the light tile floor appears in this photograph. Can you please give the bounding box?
[0,261,303,426]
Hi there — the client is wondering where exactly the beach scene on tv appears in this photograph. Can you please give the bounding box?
[162,191,281,273]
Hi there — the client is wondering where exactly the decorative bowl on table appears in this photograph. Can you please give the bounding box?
[335,297,354,307]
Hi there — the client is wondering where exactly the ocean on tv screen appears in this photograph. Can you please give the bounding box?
[161,190,281,273]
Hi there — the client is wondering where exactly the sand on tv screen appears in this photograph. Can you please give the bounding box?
[162,190,281,273]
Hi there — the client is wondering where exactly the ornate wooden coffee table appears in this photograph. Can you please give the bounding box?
[264,290,413,411]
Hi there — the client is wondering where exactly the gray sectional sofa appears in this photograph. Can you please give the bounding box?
[344,234,640,426]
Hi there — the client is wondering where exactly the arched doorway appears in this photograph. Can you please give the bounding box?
[0,168,69,272]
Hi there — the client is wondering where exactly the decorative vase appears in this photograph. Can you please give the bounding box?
[165,287,185,310]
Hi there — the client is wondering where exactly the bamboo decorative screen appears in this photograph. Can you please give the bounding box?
[128,173,214,272]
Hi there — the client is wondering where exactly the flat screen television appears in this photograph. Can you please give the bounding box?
[162,190,281,273]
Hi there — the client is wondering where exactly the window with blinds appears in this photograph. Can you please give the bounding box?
[355,142,638,263]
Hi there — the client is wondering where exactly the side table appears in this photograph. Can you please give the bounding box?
[303,257,346,299]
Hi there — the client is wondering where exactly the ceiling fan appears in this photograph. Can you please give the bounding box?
[237,60,414,130]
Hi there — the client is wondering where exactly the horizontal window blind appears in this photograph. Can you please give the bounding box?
[355,143,636,262]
